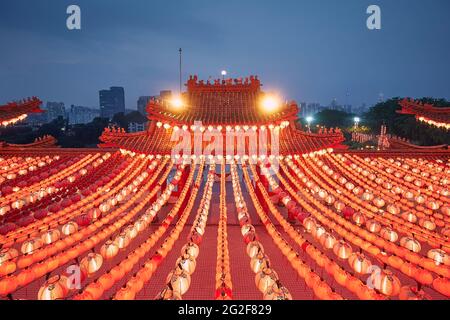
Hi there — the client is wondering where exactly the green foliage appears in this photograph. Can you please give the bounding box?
[363,98,450,146]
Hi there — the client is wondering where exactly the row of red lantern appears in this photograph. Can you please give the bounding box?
[113,161,205,300]
[0,157,156,275]
[349,154,448,207]
[0,153,103,208]
[230,162,293,300]
[282,158,450,297]
[48,162,184,300]
[253,161,398,299]
[0,155,59,186]
[157,162,216,299]
[244,161,349,300]
[0,153,108,237]
[303,155,449,253]
[1,155,143,246]
[325,154,450,248]
[0,113,27,128]
[0,158,167,297]
[215,161,233,300]
[273,160,437,299]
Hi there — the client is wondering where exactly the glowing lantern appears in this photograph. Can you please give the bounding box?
[247,241,264,258]
[41,229,61,245]
[386,205,400,215]
[115,232,131,249]
[373,198,385,208]
[303,217,316,233]
[319,233,336,250]
[368,269,401,296]
[333,241,353,259]
[176,254,196,275]
[427,249,449,266]
[167,269,191,295]
[402,212,417,223]
[38,276,67,300]
[348,253,372,274]
[250,253,270,273]
[255,268,279,293]
[380,228,398,243]
[181,242,200,259]
[352,213,365,226]
[419,219,436,231]
[400,237,421,253]
[241,224,255,237]
[263,282,292,300]
[362,192,374,201]
[21,238,43,254]
[399,286,431,300]
[100,241,120,260]
[62,221,78,236]
[0,248,19,264]
[312,225,326,239]
[80,253,104,275]
[366,220,382,233]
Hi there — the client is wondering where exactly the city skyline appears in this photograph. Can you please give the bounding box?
[0,0,449,109]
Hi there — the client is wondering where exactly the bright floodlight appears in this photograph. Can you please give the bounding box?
[261,95,280,113]
[354,117,361,123]
[221,70,227,76]
[306,116,313,123]
[170,96,184,109]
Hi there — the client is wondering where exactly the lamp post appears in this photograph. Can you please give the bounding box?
[306,116,313,133]
[221,70,227,81]
[354,117,360,130]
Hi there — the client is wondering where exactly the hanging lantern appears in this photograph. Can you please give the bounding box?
[41,229,61,245]
[366,220,382,233]
[114,232,131,249]
[247,241,264,259]
[62,221,78,236]
[241,224,255,237]
[312,225,326,239]
[21,238,43,254]
[380,228,398,243]
[419,219,436,231]
[333,240,353,260]
[166,269,191,295]
[303,217,316,233]
[181,242,200,259]
[373,198,386,208]
[319,233,336,250]
[0,248,19,264]
[263,282,292,300]
[176,253,196,275]
[362,192,374,201]
[386,205,400,215]
[352,213,365,226]
[402,212,417,224]
[400,237,421,253]
[255,268,279,293]
[250,253,270,273]
[427,249,450,266]
[100,240,120,260]
[348,253,372,274]
[368,269,401,296]
[80,253,104,275]
[38,276,67,300]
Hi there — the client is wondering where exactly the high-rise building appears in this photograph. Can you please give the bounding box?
[68,105,100,125]
[137,96,152,116]
[45,102,66,122]
[99,87,125,119]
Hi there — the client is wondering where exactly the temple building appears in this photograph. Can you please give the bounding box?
[0,76,449,301]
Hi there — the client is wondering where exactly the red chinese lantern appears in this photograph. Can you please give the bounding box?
[166,269,191,295]
[348,253,372,274]
[38,276,67,300]
[80,253,103,275]
[333,240,353,260]
[255,268,279,293]
[400,237,421,253]
[368,269,401,296]
[427,249,450,266]
[100,240,120,260]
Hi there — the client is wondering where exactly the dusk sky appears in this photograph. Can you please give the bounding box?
[0,0,449,110]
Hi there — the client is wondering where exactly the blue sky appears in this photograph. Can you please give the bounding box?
[0,0,449,109]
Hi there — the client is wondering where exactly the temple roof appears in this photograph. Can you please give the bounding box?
[146,75,299,126]
[388,136,448,150]
[0,135,58,149]
[398,98,450,128]
[0,97,43,127]
[99,124,344,156]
